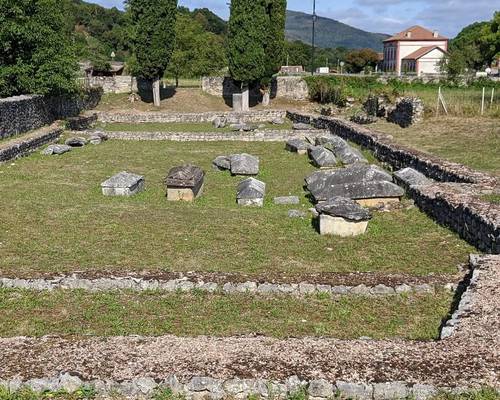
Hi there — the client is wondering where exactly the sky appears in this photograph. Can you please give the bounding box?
[94,0,497,38]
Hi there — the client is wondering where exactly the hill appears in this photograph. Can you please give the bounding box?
[285,10,389,51]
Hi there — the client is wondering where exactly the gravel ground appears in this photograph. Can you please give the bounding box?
[0,256,498,389]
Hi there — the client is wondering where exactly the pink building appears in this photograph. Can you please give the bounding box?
[383,26,449,76]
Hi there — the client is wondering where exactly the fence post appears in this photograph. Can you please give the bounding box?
[481,87,485,115]
[491,88,495,108]
[436,86,441,116]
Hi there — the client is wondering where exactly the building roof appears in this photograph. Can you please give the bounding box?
[384,26,448,42]
[402,46,447,60]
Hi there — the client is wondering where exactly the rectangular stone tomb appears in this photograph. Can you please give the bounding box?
[316,197,372,237]
[308,146,337,168]
[237,178,266,207]
[314,181,404,206]
[230,154,259,176]
[285,138,311,155]
[101,171,145,197]
[166,165,205,202]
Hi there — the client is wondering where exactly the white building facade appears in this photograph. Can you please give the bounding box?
[383,26,448,76]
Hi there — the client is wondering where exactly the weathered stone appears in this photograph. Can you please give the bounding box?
[88,135,102,145]
[370,284,396,295]
[66,114,98,131]
[212,156,231,171]
[166,165,205,201]
[350,284,370,295]
[311,180,404,203]
[65,137,88,147]
[101,171,145,197]
[232,94,243,112]
[293,122,314,130]
[212,117,226,129]
[319,214,370,237]
[285,376,304,394]
[59,373,83,393]
[286,138,311,155]
[308,379,334,398]
[237,178,265,207]
[308,146,337,168]
[373,382,409,400]
[274,196,300,205]
[41,144,72,155]
[411,384,438,400]
[315,197,372,221]
[230,154,259,176]
[187,377,222,393]
[394,167,432,188]
[307,164,392,199]
[350,113,377,125]
[26,378,59,392]
[272,118,285,125]
[336,381,373,400]
[395,284,412,294]
[133,378,157,394]
[335,145,368,165]
[288,210,307,218]
[387,97,424,128]
[231,123,257,132]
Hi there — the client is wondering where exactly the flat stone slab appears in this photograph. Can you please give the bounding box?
[65,137,87,147]
[394,167,432,188]
[315,136,367,165]
[312,180,404,202]
[237,178,265,207]
[307,164,393,200]
[293,122,314,130]
[308,146,337,168]
[315,197,372,221]
[285,138,311,155]
[274,196,300,205]
[212,156,231,171]
[230,154,259,176]
[101,171,145,197]
[41,144,72,156]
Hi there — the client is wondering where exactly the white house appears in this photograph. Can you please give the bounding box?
[383,26,448,76]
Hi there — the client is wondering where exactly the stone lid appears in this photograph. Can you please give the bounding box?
[237,178,266,199]
[394,167,432,187]
[101,171,144,189]
[166,165,205,188]
[313,180,405,202]
[316,197,372,221]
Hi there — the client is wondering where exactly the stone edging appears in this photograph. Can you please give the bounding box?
[0,276,448,296]
[94,110,287,124]
[75,129,327,142]
[0,124,63,163]
[0,373,454,400]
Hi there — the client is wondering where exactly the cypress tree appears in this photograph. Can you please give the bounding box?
[227,0,268,110]
[126,0,177,107]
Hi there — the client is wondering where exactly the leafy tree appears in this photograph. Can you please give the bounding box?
[126,0,177,107]
[165,14,226,86]
[283,40,348,72]
[227,0,268,108]
[0,0,78,98]
[345,48,379,73]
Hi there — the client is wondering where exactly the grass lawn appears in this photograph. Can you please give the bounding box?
[0,289,451,340]
[371,116,500,176]
[0,140,473,279]
[99,120,293,133]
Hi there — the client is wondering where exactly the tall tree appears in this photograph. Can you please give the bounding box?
[126,0,177,107]
[345,48,379,73]
[227,0,268,110]
[261,0,287,105]
[0,0,78,98]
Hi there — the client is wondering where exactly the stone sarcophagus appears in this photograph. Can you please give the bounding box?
[166,165,205,202]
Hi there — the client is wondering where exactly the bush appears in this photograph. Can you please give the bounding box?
[305,76,347,106]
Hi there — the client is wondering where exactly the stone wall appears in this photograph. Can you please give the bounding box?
[201,76,309,101]
[86,75,137,94]
[95,110,287,124]
[0,124,63,163]
[0,89,101,139]
[286,111,499,253]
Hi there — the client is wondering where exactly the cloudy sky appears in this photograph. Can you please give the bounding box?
[94,0,497,37]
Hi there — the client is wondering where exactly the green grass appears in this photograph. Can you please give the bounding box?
[0,140,474,278]
[0,288,452,340]
[99,121,293,133]
[372,116,500,177]
[483,194,500,204]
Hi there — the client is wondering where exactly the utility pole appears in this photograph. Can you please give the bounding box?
[311,0,316,75]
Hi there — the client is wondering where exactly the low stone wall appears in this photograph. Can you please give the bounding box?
[86,75,137,94]
[82,129,326,142]
[286,111,499,253]
[0,124,63,163]
[95,110,287,124]
[201,76,309,101]
[0,89,101,139]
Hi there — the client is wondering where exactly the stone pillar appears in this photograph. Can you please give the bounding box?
[232,93,243,112]
[262,91,270,107]
[241,84,250,112]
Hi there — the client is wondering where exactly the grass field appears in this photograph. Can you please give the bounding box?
[0,140,473,278]
[372,116,500,176]
[100,121,293,132]
[0,289,451,340]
